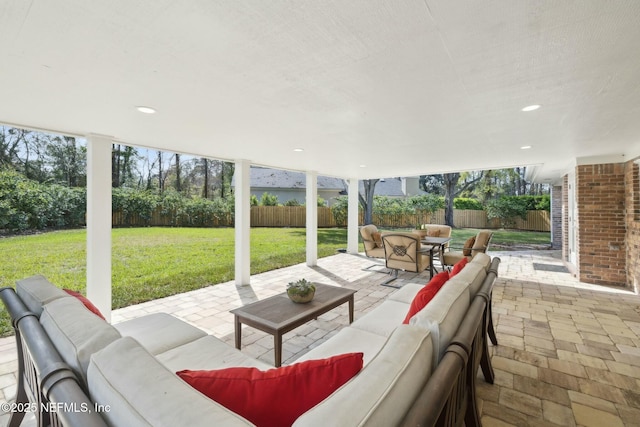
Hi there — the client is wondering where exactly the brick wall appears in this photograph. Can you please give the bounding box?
[551,185,563,249]
[576,163,627,287]
[624,160,640,292]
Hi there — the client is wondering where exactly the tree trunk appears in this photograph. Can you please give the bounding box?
[202,158,209,199]
[158,151,164,193]
[111,144,121,187]
[175,154,181,192]
[358,179,379,225]
[443,173,459,227]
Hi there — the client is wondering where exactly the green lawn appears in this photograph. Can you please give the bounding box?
[0,227,549,337]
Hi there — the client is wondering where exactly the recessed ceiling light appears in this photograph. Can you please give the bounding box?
[521,104,540,112]
[293,148,304,152]
[136,106,156,114]
[521,145,532,150]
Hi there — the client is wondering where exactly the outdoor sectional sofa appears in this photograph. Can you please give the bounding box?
[1,254,500,427]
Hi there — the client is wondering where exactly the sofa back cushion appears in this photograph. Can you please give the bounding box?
[471,253,492,271]
[16,275,71,316]
[89,337,254,427]
[402,272,450,324]
[410,279,470,365]
[448,262,487,297]
[293,325,433,427]
[40,297,121,385]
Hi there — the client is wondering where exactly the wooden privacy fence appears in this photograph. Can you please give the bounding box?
[113,206,550,231]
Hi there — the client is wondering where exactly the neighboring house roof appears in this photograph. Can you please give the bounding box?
[232,167,346,190]
[359,178,405,197]
[358,178,428,197]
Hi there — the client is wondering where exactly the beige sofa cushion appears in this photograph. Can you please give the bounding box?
[296,327,388,366]
[449,262,487,297]
[114,313,207,355]
[350,300,409,337]
[40,297,121,384]
[293,325,433,427]
[88,337,254,427]
[387,283,423,305]
[16,275,71,316]
[409,279,470,365]
[472,253,492,271]
[157,335,272,372]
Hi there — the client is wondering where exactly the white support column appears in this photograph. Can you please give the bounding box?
[347,178,360,254]
[86,134,113,322]
[306,171,318,266]
[235,159,251,286]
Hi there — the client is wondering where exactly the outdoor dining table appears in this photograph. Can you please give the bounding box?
[421,236,452,275]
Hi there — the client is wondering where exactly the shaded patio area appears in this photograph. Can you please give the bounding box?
[1,250,639,426]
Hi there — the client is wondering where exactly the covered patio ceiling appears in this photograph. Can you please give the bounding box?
[1,1,640,183]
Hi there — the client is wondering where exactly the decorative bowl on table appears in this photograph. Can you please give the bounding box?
[287,279,316,303]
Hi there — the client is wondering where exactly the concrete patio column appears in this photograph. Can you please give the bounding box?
[86,134,113,322]
[347,178,359,254]
[306,171,318,266]
[235,159,251,286]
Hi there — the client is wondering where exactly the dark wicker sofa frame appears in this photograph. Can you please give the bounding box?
[1,257,499,427]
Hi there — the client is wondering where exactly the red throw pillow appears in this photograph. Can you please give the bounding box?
[402,271,450,324]
[450,257,469,278]
[177,352,364,427]
[63,289,106,320]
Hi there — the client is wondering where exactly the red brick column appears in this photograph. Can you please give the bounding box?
[624,160,640,292]
[576,163,626,287]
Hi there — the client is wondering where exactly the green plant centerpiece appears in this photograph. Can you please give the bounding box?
[287,279,316,304]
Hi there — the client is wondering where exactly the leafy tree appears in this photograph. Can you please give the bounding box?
[46,136,86,187]
[453,198,483,210]
[442,172,484,227]
[486,197,529,229]
[111,144,137,188]
[260,192,279,206]
[330,196,348,226]
[284,199,300,206]
[250,194,259,206]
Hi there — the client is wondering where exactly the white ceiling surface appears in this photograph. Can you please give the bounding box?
[1,1,640,183]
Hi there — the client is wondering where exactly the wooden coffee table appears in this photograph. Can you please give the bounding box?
[230,283,357,367]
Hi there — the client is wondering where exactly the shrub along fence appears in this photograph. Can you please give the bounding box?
[112,206,550,231]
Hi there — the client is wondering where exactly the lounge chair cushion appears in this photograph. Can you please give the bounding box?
[115,312,207,355]
[16,275,71,316]
[387,283,423,304]
[350,300,408,337]
[177,353,363,427]
[63,289,105,320]
[402,272,450,324]
[293,325,433,427]
[88,337,254,427]
[40,297,121,384]
[450,262,487,296]
[410,279,470,365]
[450,257,468,277]
[296,327,388,366]
[157,335,272,371]
[471,253,492,271]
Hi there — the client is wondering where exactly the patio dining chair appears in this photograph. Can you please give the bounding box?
[381,233,431,288]
[360,224,387,272]
[442,230,494,270]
